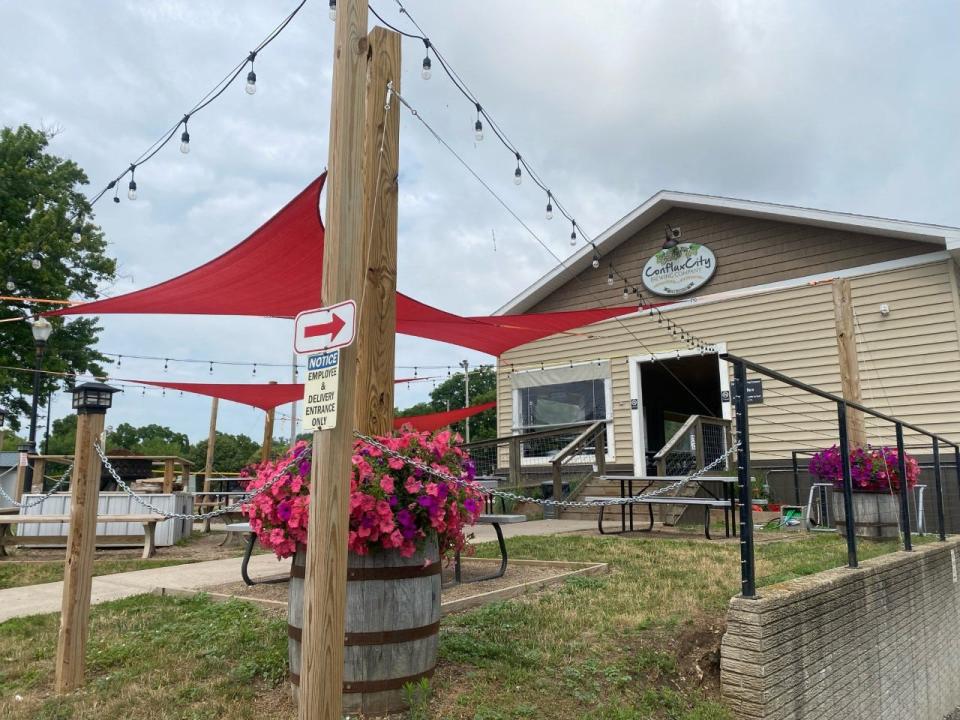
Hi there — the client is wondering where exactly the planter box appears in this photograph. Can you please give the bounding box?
[832,490,900,539]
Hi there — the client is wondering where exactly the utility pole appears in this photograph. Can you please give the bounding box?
[460,359,471,443]
[299,0,373,716]
[201,397,218,533]
[832,278,866,448]
[260,380,278,463]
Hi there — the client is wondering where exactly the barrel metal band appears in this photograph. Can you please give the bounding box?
[347,562,441,581]
[289,667,435,692]
[345,620,439,646]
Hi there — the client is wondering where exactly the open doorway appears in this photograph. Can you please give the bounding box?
[628,348,730,476]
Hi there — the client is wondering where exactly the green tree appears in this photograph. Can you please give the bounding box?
[0,124,116,431]
[107,422,189,456]
[188,432,261,474]
[44,414,77,455]
[396,367,497,441]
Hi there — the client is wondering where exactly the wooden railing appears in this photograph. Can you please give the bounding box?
[653,415,732,477]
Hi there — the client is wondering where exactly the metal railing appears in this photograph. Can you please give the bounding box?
[653,415,732,477]
[723,352,959,599]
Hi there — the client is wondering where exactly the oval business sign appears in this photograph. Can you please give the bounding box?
[641,243,717,297]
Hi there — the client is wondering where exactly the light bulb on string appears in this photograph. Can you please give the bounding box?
[252,363,257,376]
[72,221,82,244]
[474,103,483,141]
[31,256,41,270]
[116,355,122,368]
[607,266,614,286]
[545,192,553,220]
[591,252,600,270]
[570,221,577,246]
[5,279,14,291]
[127,166,137,200]
[245,51,257,95]
[421,40,432,80]
[513,153,522,185]
[622,282,629,301]
[209,361,214,374]
[164,358,169,372]
[328,0,336,20]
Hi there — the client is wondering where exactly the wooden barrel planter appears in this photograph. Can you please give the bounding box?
[287,534,441,716]
[832,490,900,538]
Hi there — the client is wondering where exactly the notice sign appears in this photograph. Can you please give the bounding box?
[301,350,341,431]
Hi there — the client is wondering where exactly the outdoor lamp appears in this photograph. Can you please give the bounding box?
[662,224,682,249]
[31,317,53,346]
[70,381,119,414]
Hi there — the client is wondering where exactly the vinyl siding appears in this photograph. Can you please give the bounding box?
[498,260,960,463]
[530,207,937,313]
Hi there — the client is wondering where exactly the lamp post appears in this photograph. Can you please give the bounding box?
[459,360,471,443]
[55,380,118,694]
[23,317,53,493]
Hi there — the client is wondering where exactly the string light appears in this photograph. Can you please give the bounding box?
[116,355,122,368]
[245,52,257,95]
[474,103,483,141]
[84,0,307,209]
[179,117,190,154]
[622,282,629,301]
[71,221,83,244]
[5,279,14,291]
[209,361,214,374]
[164,358,169,372]
[591,252,600,270]
[31,255,41,270]
[252,363,257,376]
[328,0,336,20]
[127,166,137,201]
[570,221,577,246]
[607,266,614,286]
[545,192,553,220]
[513,152,522,185]
[421,40,432,80]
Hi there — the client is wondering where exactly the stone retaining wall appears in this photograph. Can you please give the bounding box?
[721,539,960,719]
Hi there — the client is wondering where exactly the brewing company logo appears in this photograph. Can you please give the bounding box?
[641,243,717,297]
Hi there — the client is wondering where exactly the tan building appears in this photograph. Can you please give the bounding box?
[494,192,960,475]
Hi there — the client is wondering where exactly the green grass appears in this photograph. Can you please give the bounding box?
[0,559,193,590]
[0,531,930,719]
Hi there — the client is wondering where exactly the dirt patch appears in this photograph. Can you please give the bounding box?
[199,558,605,612]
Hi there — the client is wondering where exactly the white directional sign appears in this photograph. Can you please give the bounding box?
[301,350,341,431]
[293,300,357,355]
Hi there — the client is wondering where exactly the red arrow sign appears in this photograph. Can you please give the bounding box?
[303,312,346,340]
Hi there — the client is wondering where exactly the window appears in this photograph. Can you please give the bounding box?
[511,361,613,461]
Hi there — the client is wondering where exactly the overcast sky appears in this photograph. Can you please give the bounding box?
[3,0,958,444]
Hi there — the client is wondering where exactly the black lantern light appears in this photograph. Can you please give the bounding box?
[71,382,119,414]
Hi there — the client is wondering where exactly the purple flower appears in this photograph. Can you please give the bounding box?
[397,509,415,528]
[276,500,293,522]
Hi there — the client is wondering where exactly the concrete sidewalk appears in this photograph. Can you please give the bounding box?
[0,519,594,623]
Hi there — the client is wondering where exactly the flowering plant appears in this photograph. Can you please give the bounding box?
[241,429,484,560]
[808,445,920,493]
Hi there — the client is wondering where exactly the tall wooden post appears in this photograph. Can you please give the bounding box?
[201,397,218,533]
[354,26,400,437]
[832,278,867,447]
[55,405,108,692]
[261,381,278,462]
[299,0,371,717]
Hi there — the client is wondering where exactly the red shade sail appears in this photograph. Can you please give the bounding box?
[135,377,433,412]
[393,401,496,432]
[50,175,637,355]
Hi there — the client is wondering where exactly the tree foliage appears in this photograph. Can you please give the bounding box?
[0,124,116,431]
[188,432,262,474]
[396,367,497,441]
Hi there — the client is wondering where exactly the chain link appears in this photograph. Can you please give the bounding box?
[94,442,308,521]
[0,464,74,509]
[353,432,741,508]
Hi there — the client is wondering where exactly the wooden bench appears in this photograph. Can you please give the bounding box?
[0,514,166,559]
[586,496,733,540]
[453,513,527,585]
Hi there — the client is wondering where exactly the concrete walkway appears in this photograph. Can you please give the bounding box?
[0,519,595,623]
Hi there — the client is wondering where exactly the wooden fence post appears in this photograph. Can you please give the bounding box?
[833,278,867,447]
[202,397,218,532]
[54,401,109,692]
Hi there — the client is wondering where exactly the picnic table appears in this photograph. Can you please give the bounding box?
[590,475,739,540]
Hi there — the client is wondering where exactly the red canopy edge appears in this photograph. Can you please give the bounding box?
[134,378,432,412]
[392,401,496,433]
[50,174,639,355]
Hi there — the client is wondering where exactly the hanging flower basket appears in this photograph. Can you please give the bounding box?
[808,445,920,538]
[241,428,484,714]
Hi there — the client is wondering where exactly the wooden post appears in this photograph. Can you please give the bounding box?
[299,0,371,717]
[14,461,26,503]
[261,381,278,462]
[54,408,106,693]
[201,397,218,533]
[594,426,606,477]
[31,456,46,493]
[353,26,400,437]
[833,278,867,447]
[509,436,521,486]
[162,459,174,493]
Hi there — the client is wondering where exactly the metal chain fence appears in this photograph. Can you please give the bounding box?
[0,465,74,509]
